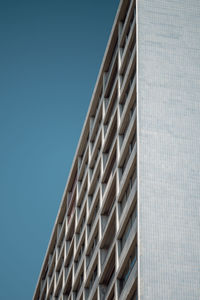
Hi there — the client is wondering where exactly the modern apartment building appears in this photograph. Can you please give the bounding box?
[33,0,200,300]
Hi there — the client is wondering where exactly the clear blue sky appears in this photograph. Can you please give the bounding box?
[0,1,119,299]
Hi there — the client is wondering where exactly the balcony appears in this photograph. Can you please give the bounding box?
[64,257,73,285]
[90,98,102,141]
[118,247,137,300]
[77,192,87,220]
[102,157,116,198]
[103,102,117,143]
[78,144,89,182]
[104,42,118,93]
[119,136,136,182]
[120,66,136,117]
[54,267,63,299]
[120,42,136,89]
[119,169,137,217]
[119,106,136,154]
[78,163,88,197]
[74,271,83,300]
[39,279,47,300]
[101,200,116,240]
[76,214,86,246]
[74,241,85,274]
[121,13,136,61]
[99,255,115,300]
[67,175,77,209]
[104,89,117,127]
[63,260,73,297]
[46,250,56,297]
[90,152,101,185]
[56,246,65,283]
[88,200,99,236]
[86,232,98,270]
[103,132,117,171]
[67,197,76,228]
[88,171,100,210]
[57,217,67,257]
[119,205,137,255]
[85,265,98,299]
[90,120,102,156]
[90,137,101,177]
[120,0,136,50]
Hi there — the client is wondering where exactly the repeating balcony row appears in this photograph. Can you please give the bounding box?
[39,202,137,300]
[77,73,136,197]
[77,1,136,185]
[39,154,137,300]
[45,107,136,278]
[120,0,136,52]
[75,107,136,223]
[36,2,137,298]
[40,138,136,299]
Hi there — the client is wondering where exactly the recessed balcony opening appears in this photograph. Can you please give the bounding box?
[99,251,115,300]
[63,270,72,297]
[118,243,137,297]
[90,138,101,181]
[87,200,99,238]
[103,108,117,142]
[119,167,136,217]
[101,180,116,222]
[91,112,102,151]
[102,151,116,197]
[77,186,87,219]
[76,210,86,247]
[66,212,75,241]
[85,263,98,298]
[90,86,103,119]
[119,135,136,182]
[74,239,85,274]
[104,88,117,124]
[86,230,98,270]
[118,203,137,256]
[88,167,101,209]
[73,269,84,300]
[100,210,116,255]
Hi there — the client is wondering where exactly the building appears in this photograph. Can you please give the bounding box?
[33,0,200,299]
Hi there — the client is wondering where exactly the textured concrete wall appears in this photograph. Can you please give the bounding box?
[137,1,200,299]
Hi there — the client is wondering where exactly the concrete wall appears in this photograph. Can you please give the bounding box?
[137,1,200,299]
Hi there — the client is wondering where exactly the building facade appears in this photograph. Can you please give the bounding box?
[33,0,200,300]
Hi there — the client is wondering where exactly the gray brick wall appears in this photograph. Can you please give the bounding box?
[137,1,200,299]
